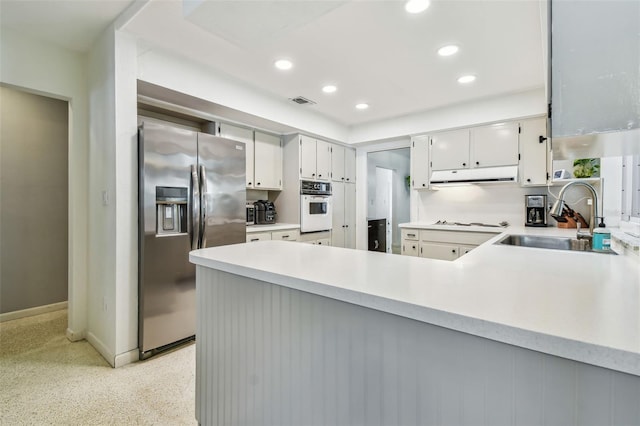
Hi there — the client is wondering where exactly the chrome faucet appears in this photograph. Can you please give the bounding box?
[549,181,604,235]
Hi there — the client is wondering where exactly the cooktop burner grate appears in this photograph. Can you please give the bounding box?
[433,220,509,228]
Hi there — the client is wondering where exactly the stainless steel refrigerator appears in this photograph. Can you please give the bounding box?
[138,120,246,359]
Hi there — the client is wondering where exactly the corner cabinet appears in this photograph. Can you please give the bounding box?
[300,135,331,181]
[219,123,283,190]
[519,118,549,186]
[401,228,497,261]
[411,135,430,189]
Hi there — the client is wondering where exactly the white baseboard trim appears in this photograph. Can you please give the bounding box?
[86,331,115,368]
[114,348,139,368]
[0,301,68,323]
[65,327,86,342]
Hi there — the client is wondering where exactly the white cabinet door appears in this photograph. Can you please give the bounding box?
[316,139,331,181]
[300,135,317,179]
[271,229,300,242]
[254,131,282,190]
[460,245,476,256]
[331,144,345,182]
[344,183,356,249]
[344,148,356,183]
[219,123,254,187]
[331,182,346,248]
[246,232,272,242]
[411,135,430,189]
[401,240,420,257]
[419,242,459,260]
[519,118,549,186]
[471,122,519,168]
[430,129,470,171]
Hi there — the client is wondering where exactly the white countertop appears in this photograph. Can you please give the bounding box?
[246,223,300,233]
[190,227,640,376]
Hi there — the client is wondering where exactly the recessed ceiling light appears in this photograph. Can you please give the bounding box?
[457,75,476,84]
[405,0,430,14]
[355,103,369,110]
[274,59,293,70]
[438,45,459,57]
[322,85,337,93]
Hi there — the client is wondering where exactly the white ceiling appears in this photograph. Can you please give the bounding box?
[1,0,545,128]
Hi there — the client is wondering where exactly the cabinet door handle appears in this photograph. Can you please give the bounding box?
[413,245,416,249]
[462,162,467,166]
[526,178,531,182]
[312,173,315,177]
[256,182,261,186]
[319,174,322,177]
[422,183,426,187]
[420,247,423,254]
[451,249,456,253]
[342,177,345,180]
[476,161,479,165]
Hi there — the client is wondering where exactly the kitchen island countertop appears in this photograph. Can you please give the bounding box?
[190,228,640,376]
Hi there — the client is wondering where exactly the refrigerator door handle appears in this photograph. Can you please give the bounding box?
[191,165,200,250]
[199,165,208,248]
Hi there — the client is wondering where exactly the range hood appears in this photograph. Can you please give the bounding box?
[430,165,518,185]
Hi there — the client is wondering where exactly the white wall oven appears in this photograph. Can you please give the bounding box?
[300,180,332,232]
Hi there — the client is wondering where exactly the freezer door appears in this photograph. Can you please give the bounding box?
[198,133,247,247]
[138,121,197,356]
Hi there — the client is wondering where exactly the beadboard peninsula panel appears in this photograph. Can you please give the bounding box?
[195,267,640,426]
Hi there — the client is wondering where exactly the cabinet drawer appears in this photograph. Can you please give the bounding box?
[271,229,300,242]
[246,232,272,242]
[401,240,420,257]
[419,242,459,261]
[419,230,496,245]
[402,229,420,241]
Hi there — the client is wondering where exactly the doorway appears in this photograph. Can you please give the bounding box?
[0,86,69,318]
[367,148,411,254]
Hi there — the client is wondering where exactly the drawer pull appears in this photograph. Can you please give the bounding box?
[282,235,289,239]
[251,238,260,242]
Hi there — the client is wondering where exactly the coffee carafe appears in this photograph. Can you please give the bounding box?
[525,195,547,227]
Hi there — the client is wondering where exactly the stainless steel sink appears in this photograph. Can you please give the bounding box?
[495,234,617,254]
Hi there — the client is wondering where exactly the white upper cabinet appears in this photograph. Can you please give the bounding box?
[331,145,356,183]
[519,118,549,186]
[218,123,254,187]
[411,135,430,189]
[219,123,282,190]
[316,140,331,181]
[254,131,282,190]
[300,135,331,181]
[430,129,470,171]
[300,135,317,179]
[344,147,356,183]
[470,122,519,168]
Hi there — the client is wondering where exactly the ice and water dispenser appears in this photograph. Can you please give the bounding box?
[156,186,188,235]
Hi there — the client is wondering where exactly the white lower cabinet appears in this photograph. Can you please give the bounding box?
[299,231,332,245]
[247,228,299,242]
[401,228,497,260]
[419,242,459,261]
[246,232,272,243]
[271,230,300,242]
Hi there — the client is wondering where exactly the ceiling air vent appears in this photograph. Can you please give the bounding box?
[290,96,316,106]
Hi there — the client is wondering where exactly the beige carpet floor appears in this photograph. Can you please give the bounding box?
[0,309,197,425]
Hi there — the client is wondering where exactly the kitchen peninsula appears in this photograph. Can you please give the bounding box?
[189,233,640,425]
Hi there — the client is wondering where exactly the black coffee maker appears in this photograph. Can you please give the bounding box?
[253,200,276,224]
[525,195,547,227]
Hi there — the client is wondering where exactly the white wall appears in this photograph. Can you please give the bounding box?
[0,28,89,341]
[87,26,139,367]
[349,88,546,144]
[137,47,349,143]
